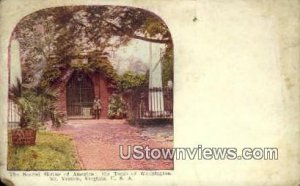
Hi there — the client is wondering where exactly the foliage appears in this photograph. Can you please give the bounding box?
[39,55,120,89]
[14,6,173,87]
[9,79,65,128]
[108,94,127,119]
[138,16,170,40]
[9,79,36,128]
[39,58,64,88]
[118,71,148,91]
[161,46,174,87]
[8,131,80,170]
[70,56,119,87]
[31,86,65,128]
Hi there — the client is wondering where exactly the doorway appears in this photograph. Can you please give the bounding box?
[66,71,94,118]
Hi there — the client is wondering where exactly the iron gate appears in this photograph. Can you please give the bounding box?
[66,71,94,117]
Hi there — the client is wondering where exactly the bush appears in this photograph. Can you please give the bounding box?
[118,71,147,92]
[108,94,127,119]
[9,79,65,129]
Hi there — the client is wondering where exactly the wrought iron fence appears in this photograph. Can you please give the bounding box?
[127,86,173,122]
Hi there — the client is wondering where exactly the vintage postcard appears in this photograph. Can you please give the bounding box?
[0,0,299,185]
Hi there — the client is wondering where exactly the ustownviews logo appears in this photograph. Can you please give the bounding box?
[119,145,278,161]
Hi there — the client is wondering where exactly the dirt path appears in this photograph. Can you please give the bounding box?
[51,119,173,170]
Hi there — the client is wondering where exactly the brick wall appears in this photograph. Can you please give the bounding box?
[91,73,111,118]
[55,82,67,117]
[55,72,111,119]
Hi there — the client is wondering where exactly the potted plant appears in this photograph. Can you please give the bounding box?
[9,79,65,145]
[9,79,37,146]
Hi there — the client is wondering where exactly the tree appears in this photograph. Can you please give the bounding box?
[13,6,173,88]
[118,71,148,91]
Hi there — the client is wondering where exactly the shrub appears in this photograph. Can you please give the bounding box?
[108,94,127,119]
[9,79,65,129]
[118,71,148,92]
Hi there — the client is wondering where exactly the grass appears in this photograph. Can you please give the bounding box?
[8,131,81,170]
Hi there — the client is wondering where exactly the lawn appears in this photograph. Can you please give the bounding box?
[8,131,81,170]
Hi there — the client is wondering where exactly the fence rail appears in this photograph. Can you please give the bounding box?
[127,86,173,121]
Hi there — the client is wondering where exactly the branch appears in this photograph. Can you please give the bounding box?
[103,20,171,44]
[131,34,171,44]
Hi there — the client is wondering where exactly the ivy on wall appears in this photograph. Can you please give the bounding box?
[39,56,119,89]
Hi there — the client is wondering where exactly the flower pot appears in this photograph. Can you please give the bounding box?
[11,128,37,146]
